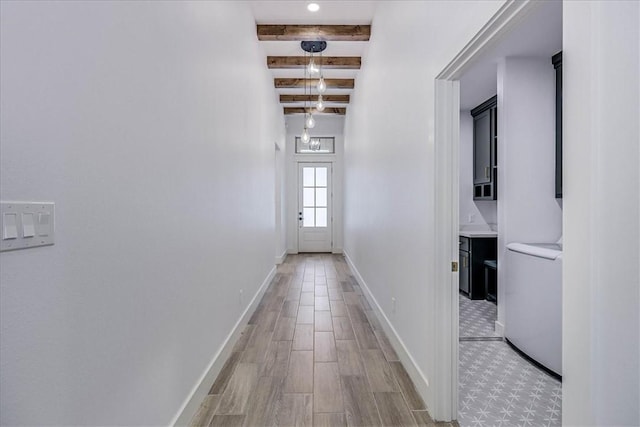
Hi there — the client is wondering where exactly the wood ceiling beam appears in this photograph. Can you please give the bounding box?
[267,56,361,69]
[280,95,350,103]
[275,78,354,89]
[257,25,371,41]
[284,107,346,115]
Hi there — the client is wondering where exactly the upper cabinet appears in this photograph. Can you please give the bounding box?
[471,96,498,200]
[552,51,562,198]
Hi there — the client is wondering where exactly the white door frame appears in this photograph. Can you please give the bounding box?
[432,0,539,421]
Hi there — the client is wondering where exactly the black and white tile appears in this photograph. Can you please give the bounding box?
[459,294,499,338]
[458,294,562,427]
[459,340,562,427]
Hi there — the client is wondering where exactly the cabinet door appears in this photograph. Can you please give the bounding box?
[473,109,492,185]
[459,250,470,294]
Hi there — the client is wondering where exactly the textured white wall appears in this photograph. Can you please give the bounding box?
[0,2,284,425]
[563,1,639,425]
[285,115,344,253]
[343,0,505,412]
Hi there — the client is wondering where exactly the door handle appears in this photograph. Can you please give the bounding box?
[463,256,468,268]
[485,166,490,179]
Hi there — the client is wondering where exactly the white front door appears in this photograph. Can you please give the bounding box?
[298,163,332,252]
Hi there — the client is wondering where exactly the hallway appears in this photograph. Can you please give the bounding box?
[189,254,446,427]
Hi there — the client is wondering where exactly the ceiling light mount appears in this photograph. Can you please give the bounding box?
[301,41,327,54]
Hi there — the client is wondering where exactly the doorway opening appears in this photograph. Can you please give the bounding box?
[434,1,563,424]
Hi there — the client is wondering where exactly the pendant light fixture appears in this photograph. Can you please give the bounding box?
[300,40,327,143]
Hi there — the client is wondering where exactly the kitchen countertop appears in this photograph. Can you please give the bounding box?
[459,230,498,238]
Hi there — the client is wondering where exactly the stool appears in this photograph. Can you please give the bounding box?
[484,260,497,303]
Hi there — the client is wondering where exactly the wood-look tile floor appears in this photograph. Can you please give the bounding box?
[190,254,451,427]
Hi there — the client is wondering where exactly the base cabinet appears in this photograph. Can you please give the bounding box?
[459,236,497,300]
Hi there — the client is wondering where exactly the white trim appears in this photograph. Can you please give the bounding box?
[495,320,505,336]
[432,79,460,421]
[170,266,276,426]
[331,248,343,255]
[433,0,539,421]
[436,0,538,80]
[275,250,288,265]
[343,251,430,402]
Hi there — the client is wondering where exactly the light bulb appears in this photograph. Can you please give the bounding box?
[306,114,316,129]
[316,95,325,112]
[307,3,320,12]
[301,127,310,144]
[317,76,326,93]
[307,58,319,75]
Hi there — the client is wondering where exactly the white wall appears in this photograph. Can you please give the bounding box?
[495,57,562,329]
[0,2,285,425]
[563,1,639,425]
[285,115,344,253]
[459,111,497,229]
[343,0,505,415]
[275,141,288,262]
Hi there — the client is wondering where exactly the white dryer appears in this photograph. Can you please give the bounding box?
[505,242,562,376]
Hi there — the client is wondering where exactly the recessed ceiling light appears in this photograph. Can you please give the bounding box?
[307,3,320,12]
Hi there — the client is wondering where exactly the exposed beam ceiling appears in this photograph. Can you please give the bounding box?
[257,25,371,41]
[284,107,346,115]
[267,56,361,69]
[275,78,354,89]
[280,95,350,103]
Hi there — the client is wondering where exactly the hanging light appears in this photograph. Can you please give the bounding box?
[300,40,327,143]
[307,57,319,75]
[316,94,325,112]
[306,113,316,129]
[301,127,310,144]
[317,76,326,93]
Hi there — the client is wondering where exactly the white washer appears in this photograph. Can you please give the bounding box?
[505,242,562,376]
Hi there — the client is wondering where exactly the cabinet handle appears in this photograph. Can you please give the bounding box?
[485,166,490,179]
[463,256,468,268]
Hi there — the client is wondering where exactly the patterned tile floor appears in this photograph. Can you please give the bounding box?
[459,295,499,338]
[458,296,562,427]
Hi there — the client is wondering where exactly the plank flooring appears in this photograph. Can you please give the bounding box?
[189,254,435,426]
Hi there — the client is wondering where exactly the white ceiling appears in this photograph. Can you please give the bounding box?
[459,0,562,110]
[250,1,377,110]
[249,1,378,25]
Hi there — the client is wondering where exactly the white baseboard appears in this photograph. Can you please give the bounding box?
[343,251,431,408]
[495,320,505,336]
[332,247,344,254]
[170,266,276,426]
[275,250,288,265]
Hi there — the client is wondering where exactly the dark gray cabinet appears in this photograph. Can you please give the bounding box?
[459,249,470,294]
[459,235,497,300]
[471,96,498,200]
[552,51,562,198]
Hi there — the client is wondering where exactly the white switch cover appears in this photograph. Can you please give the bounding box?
[22,213,35,237]
[1,202,55,251]
[3,213,18,240]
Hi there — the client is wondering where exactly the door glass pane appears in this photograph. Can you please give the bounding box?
[316,208,327,227]
[315,168,327,187]
[303,208,315,227]
[316,188,327,207]
[303,188,315,207]
[303,167,315,187]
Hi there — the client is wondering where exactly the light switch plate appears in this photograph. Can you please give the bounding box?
[1,202,55,252]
